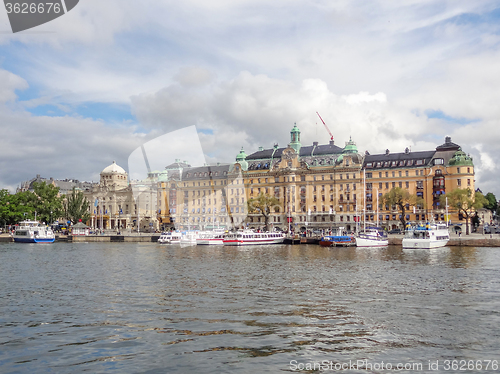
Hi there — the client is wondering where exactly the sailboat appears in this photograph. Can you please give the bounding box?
[355,171,388,247]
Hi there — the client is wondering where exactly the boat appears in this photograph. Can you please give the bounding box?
[319,227,355,247]
[402,222,450,249]
[196,229,226,245]
[355,172,388,248]
[223,230,285,246]
[157,231,182,244]
[13,220,55,243]
[356,225,388,247]
[180,231,201,245]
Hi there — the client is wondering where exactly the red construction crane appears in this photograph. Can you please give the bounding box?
[316,112,334,141]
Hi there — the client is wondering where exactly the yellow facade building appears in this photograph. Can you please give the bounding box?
[87,128,475,234]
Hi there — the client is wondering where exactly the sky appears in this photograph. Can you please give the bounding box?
[0,0,499,198]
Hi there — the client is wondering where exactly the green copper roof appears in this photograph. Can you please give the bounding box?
[448,148,473,166]
[236,147,247,161]
[343,137,358,154]
[290,123,301,153]
[236,147,248,171]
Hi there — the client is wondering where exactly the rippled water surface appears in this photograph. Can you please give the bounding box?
[1,243,499,373]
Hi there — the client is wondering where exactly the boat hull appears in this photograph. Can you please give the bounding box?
[319,236,355,247]
[196,238,224,245]
[355,237,388,247]
[402,238,449,249]
[14,237,55,243]
[223,238,284,246]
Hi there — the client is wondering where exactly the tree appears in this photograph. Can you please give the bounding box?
[247,192,281,231]
[0,189,36,226]
[381,187,424,229]
[64,187,91,224]
[484,192,498,213]
[29,181,64,224]
[441,188,487,235]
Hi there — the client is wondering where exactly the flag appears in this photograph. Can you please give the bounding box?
[94,199,98,207]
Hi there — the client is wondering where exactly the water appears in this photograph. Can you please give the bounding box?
[1,243,499,373]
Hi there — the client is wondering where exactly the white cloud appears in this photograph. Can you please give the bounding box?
[0,0,499,199]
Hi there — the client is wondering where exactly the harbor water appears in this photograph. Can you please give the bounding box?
[1,243,499,373]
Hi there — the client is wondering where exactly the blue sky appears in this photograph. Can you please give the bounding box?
[1,0,500,197]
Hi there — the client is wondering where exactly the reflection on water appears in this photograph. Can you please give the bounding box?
[0,243,499,373]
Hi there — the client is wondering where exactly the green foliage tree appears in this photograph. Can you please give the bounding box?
[441,188,487,235]
[64,187,91,224]
[484,192,498,213]
[381,187,424,229]
[29,181,64,224]
[247,192,281,231]
[0,189,37,226]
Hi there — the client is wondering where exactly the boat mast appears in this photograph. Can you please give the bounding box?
[363,169,366,232]
[445,197,449,227]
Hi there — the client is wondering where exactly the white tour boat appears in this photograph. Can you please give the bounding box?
[13,220,55,243]
[223,230,285,246]
[180,231,201,245]
[402,222,450,249]
[158,231,182,244]
[196,229,226,245]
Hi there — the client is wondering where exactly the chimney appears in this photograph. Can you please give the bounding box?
[258,146,264,151]
[405,147,410,154]
[329,140,334,146]
[385,149,390,155]
[313,141,319,146]
[445,136,451,144]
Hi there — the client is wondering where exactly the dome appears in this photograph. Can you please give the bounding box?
[448,149,473,166]
[343,137,358,154]
[101,161,126,174]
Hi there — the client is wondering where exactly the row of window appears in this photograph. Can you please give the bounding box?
[366,166,471,178]
[365,159,427,168]
[248,173,358,184]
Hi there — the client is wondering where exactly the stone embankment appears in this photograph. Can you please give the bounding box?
[388,232,500,247]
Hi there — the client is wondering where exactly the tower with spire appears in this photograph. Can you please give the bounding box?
[289,123,301,154]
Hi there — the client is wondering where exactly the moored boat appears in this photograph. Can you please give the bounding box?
[319,227,355,247]
[196,229,226,245]
[402,222,450,249]
[13,220,55,243]
[158,231,182,244]
[223,230,285,246]
[180,231,201,245]
[355,226,388,247]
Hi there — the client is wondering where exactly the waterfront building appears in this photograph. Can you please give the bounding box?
[234,124,364,232]
[157,161,245,231]
[362,137,474,229]
[234,126,475,232]
[17,175,97,195]
[84,161,160,232]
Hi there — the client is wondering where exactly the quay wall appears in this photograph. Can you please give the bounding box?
[69,235,160,243]
[387,236,500,247]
